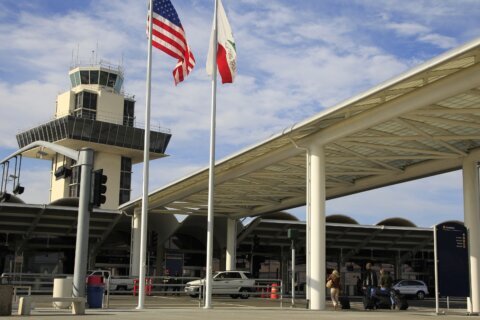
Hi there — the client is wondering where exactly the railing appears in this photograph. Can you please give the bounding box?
[189,278,284,308]
[70,60,124,75]
[19,111,170,135]
[1,272,71,295]
[2,273,285,309]
[16,115,172,154]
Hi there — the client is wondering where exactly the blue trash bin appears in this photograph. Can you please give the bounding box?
[87,285,104,308]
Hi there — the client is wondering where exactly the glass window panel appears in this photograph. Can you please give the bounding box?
[91,93,97,109]
[80,71,90,84]
[119,189,130,205]
[69,73,77,87]
[107,73,117,88]
[84,92,97,110]
[74,72,81,86]
[90,70,99,84]
[75,92,83,108]
[114,76,123,92]
[98,121,108,144]
[123,100,135,126]
[116,126,126,146]
[100,71,108,86]
[121,157,132,171]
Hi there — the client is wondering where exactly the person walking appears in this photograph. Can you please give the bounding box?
[379,268,395,309]
[326,269,341,310]
[379,268,393,290]
[362,262,378,298]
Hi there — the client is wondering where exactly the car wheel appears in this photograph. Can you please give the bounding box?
[239,288,250,299]
[189,294,198,298]
[416,291,425,300]
[230,294,239,299]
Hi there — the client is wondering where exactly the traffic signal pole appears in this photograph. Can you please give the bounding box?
[1,142,94,299]
[72,147,94,298]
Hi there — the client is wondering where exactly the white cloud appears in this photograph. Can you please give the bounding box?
[418,33,458,49]
[387,22,430,37]
[386,22,458,49]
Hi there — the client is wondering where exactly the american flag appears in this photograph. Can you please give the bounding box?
[149,0,195,85]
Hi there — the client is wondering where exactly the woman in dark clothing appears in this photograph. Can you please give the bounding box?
[362,262,378,298]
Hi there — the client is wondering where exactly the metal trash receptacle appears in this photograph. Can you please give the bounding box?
[86,276,104,308]
[0,285,13,316]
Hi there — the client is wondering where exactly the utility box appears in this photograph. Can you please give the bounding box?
[0,285,13,316]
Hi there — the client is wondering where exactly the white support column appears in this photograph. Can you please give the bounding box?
[463,156,480,314]
[130,208,142,276]
[309,143,326,310]
[226,218,237,271]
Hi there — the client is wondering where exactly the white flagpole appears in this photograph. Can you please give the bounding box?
[137,0,154,310]
[204,0,219,309]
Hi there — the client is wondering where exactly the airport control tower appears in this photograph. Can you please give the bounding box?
[16,62,171,209]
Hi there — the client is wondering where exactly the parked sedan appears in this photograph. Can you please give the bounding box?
[393,280,429,299]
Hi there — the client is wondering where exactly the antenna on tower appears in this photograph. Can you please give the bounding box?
[71,48,74,68]
[76,43,80,66]
[95,41,99,65]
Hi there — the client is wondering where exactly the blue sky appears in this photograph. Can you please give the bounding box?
[0,0,479,227]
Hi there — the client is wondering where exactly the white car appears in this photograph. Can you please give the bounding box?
[393,280,429,299]
[184,271,255,299]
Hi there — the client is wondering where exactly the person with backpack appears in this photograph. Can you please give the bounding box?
[326,269,341,310]
[379,268,395,309]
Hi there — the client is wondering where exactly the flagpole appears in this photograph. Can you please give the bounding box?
[205,0,219,309]
[137,0,154,310]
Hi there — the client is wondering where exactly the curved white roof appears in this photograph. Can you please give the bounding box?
[121,38,480,219]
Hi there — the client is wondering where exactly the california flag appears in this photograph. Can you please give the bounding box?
[206,0,236,84]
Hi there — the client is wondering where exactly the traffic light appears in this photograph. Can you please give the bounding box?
[91,169,107,207]
[13,184,24,195]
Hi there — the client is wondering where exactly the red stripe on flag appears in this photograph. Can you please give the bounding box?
[152,41,181,61]
[148,0,195,85]
[151,29,184,60]
[152,18,188,49]
[216,44,233,84]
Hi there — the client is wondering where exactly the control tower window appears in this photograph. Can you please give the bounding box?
[100,71,109,86]
[74,91,97,120]
[80,71,90,84]
[69,71,82,87]
[75,91,97,110]
[90,70,99,84]
[69,161,80,198]
[119,157,132,205]
[114,76,123,92]
[69,73,77,87]
[107,73,117,88]
[123,99,135,127]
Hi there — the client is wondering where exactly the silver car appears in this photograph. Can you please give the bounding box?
[393,280,429,299]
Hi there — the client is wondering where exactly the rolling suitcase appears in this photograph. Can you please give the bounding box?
[339,296,350,309]
[395,294,408,310]
[375,295,392,309]
[363,296,375,310]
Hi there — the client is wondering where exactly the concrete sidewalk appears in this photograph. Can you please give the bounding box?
[1,307,470,319]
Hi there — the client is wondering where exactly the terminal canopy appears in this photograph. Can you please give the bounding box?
[120,39,480,220]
